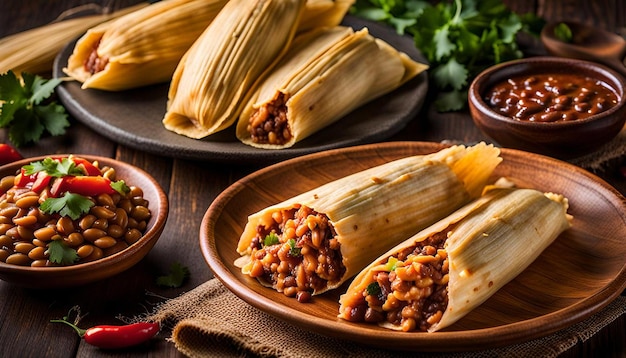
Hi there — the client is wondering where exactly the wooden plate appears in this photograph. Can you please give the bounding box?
[199,141,626,351]
[52,16,428,164]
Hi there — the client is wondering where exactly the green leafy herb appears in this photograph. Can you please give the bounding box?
[263,232,280,246]
[385,257,400,271]
[40,192,94,220]
[111,180,130,195]
[156,262,190,288]
[554,22,573,43]
[287,239,301,257]
[351,0,545,111]
[23,157,83,177]
[46,240,79,265]
[366,282,381,296]
[0,71,69,147]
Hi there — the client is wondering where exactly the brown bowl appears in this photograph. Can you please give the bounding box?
[468,56,626,159]
[0,155,168,288]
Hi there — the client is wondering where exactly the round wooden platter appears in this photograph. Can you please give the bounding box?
[199,141,626,352]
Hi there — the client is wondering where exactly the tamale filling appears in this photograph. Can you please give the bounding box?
[84,39,108,75]
[341,229,450,332]
[246,204,345,302]
[246,92,292,145]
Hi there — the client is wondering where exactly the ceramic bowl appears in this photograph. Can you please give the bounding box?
[468,56,626,159]
[0,155,168,288]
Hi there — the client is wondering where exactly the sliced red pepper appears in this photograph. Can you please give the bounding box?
[0,143,22,166]
[50,175,115,197]
[14,168,37,188]
[31,172,52,193]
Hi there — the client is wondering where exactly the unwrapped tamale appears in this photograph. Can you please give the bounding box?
[163,0,307,139]
[234,143,502,298]
[63,0,228,91]
[236,26,428,149]
[337,187,572,332]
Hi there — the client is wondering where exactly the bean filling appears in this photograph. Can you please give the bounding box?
[341,230,449,332]
[485,73,618,122]
[246,92,293,145]
[84,39,109,74]
[0,157,151,267]
[247,204,345,303]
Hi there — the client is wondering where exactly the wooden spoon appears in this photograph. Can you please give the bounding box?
[541,21,626,77]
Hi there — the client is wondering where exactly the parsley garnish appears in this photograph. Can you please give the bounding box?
[366,282,381,296]
[263,232,280,246]
[111,180,130,195]
[156,262,190,288]
[0,71,69,147]
[46,240,79,265]
[40,192,94,220]
[287,239,301,257]
[351,0,544,111]
[23,157,83,177]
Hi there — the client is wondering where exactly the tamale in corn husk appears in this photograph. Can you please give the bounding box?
[234,143,502,297]
[0,3,147,76]
[63,0,228,91]
[337,187,572,332]
[236,26,428,149]
[298,0,355,32]
[162,0,307,139]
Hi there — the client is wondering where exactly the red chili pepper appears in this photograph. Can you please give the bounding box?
[51,319,160,349]
[0,143,22,166]
[50,175,115,197]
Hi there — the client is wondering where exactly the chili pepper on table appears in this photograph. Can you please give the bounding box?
[50,309,160,349]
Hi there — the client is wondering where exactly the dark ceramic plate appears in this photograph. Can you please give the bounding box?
[53,16,428,164]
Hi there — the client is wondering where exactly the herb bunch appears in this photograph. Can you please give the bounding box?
[351,0,544,111]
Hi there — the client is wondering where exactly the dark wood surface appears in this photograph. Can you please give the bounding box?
[0,1,624,357]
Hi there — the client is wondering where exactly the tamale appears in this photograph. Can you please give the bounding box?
[236,26,428,149]
[63,0,228,91]
[0,3,147,76]
[234,143,502,298]
[299,0,355,32]
[163,0,307,139]
[337,187,572,332]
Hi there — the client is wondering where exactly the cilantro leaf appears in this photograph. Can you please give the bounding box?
[111,180,130,195]
[24,157,83,177]
[366,282,381,296]
[0,70,69,147]
[156,262,190,288]
[46,240,79,265]
[40,192,94,220]
[263,232,280,246]
[287,239,301,257]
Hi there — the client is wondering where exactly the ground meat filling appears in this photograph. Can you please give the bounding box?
[247,205,345,303]
[343,231,449,332]
[247,92,292,145]
[84,39,108,74]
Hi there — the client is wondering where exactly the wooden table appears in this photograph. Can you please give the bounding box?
[1,1,624,357]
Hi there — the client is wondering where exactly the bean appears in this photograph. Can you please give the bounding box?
[76,244,95,258]
[83,228,106,242]
[0,206,19,218]
[0,176,15,192]
[56,217,75,235]
[17,226,34,240]
[83,246,103,262]
[130,206,150,221]
[64,233,84,247]
[15,195,39,209]
[13,214,38,226]
[79,214,97,230]
[34,226,57,241]
[107,224,124,239]
[95,193,115,207]
[91,206,115,220]
[28,246,46,260]
[112,208,128,228]
[0,223,12,235]
[32,238,48,248]
[0,249,10,262]
[14,242,35,254]
[0,234,12,248]
[91,218,108,230]
[94,236,117,249]
[6,253,30,266]
[30,260,49,267]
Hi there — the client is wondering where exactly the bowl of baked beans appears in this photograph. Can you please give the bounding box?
[0,155,168,288]
[468,57,626,158]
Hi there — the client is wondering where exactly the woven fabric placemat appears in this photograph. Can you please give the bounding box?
[143,278,625,358]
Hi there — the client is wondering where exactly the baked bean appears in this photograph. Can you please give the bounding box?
[0,156,151,267]
[486,73,618,122]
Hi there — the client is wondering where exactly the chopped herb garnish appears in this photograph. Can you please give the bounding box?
[111,180,130,195]
[45,240,79,265]
[40,192,94,220]
[366,282,381,296]
[385,257,400,271]
[287,238,301,257]
[263,232,280,246]
[24,157,83,177]
[554,22,573,43]
[156,262,190,288]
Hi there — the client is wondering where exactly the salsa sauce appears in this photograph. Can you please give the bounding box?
[485,73,618,122]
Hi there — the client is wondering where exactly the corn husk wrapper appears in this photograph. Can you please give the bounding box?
[235,143,502,295]
[0,3,147,76]
[338,187,572,332]
[236,26,428,149]
[62,0,229,91]
[163,0,307,139]
[298,0,355,32]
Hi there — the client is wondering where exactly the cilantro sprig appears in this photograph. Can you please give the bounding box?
[0,70,69,147]
[156,262,191,288]
[46,240,79,266]
[40,192,95,220]
[263,232,280,246]
[24,157,83,177]
[351,0,545,111]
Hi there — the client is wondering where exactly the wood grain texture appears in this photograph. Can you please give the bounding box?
[201,142,626,352]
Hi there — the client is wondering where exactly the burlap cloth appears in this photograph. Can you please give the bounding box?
[142,128,625,358]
